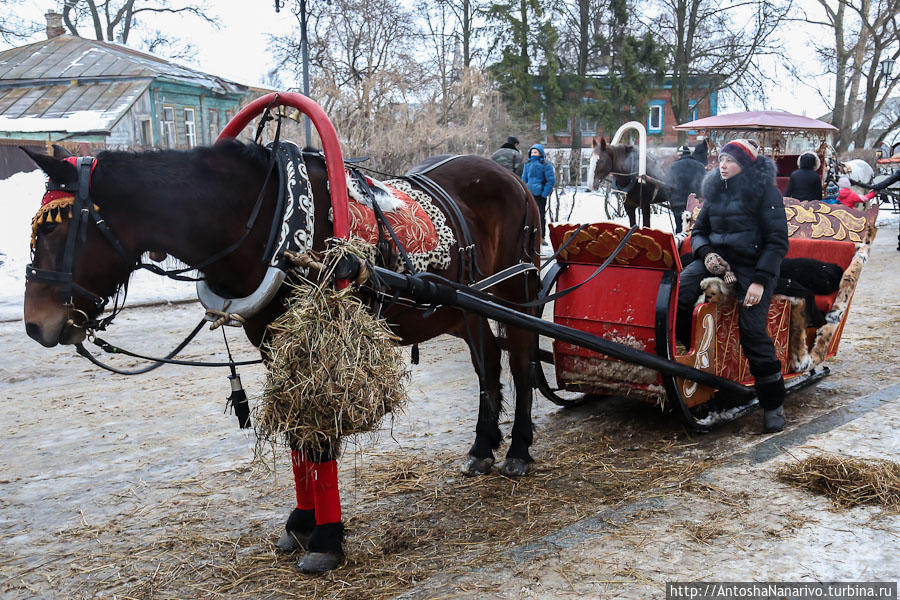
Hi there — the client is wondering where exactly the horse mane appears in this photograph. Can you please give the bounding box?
[94,138,272,173]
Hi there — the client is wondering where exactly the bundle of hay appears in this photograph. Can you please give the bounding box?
[257,244,408,454]
[777,453,900,510]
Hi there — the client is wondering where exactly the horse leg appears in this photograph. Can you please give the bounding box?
[294,445,345,574]
[641,190,653,228]
[461,316,504,476]
[626,199,637,228]
[275,449,317,552]
[499,325,535,478]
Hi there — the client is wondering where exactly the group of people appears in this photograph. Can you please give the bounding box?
[784,151,868,210]
[490,136,555,243]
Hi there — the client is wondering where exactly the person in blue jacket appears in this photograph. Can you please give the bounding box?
[521,144,556,240]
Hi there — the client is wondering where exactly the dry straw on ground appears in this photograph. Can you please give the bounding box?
[777,453,900,509]
[256,242,408,456]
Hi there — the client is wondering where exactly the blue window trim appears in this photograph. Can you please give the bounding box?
[648,99,665,134]
[688,100,698,135]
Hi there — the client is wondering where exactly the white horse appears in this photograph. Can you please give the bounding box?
[839,159,875,196]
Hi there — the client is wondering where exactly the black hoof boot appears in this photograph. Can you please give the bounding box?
[499,457,532,478]
[461,454,494,476]
[297,522,344,574]
[763,406,785,433]
[276,508,315,552]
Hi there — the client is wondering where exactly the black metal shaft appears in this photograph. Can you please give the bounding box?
[370,266,754,399]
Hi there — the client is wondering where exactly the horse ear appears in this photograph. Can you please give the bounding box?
[599,138,607,150]
[52,144,74,159]
[592,138,597,148]
[20,146,77,185]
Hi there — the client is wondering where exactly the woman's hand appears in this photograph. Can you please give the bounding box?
[744,282,764,307]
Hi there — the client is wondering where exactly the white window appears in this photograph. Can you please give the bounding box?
[161,106,176,148]
[648,104,663,132]
[184,108,197,148]
[689,100,699,122]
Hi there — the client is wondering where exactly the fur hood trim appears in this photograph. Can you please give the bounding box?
[701,155,777,203]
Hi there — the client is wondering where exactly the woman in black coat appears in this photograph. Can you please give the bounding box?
[676,139,790,433]
[784,151,823,201]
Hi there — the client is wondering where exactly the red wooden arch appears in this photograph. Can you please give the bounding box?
[217,92,350,242]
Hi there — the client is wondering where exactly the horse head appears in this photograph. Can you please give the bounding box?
[588,138,616,191]
[22,149,138,347]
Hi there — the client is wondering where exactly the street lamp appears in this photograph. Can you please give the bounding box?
[880,57,897,82]
[275,0,313,147]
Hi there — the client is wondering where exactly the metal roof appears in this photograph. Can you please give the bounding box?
[0,80,150,133]
[0,35,249,135]
[675,110,838,132]
[0,34,248,94]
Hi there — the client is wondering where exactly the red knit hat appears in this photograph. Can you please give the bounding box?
[720,139,758,169]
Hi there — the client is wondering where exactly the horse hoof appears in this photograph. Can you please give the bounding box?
[461,454,494,476]
[296,551,344,574]
[276,529,310,552]
[499,457,531,478]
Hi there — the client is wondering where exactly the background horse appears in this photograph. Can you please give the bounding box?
[587,137,671,228]
[829,157,875,199]
[22,140,540,573]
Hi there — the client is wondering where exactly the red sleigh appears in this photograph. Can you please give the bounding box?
[542,199,878,429]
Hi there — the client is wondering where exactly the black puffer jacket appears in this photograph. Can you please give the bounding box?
[692,155,789,284]
[784,168,822,200]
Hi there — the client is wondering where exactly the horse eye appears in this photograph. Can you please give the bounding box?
[38,223,59,235]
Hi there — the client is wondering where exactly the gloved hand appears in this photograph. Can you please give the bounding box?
[704,252,736,284]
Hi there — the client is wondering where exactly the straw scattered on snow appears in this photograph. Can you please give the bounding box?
[777,453,900,510]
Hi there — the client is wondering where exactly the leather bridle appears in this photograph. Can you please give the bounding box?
[26,157,135,330]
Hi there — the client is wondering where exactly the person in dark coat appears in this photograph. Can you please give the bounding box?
[521,143,556,239]
[784,151,823,200]
[675,139,790,433]
[666,146,706,233]
[491,136,523,176]
[692,138,709,167]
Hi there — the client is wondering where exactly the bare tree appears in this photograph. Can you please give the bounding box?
[651,0,790,143]
[60,0,216,45]
[804,0,900,150]
[428,0,486,70]
[270,0,514,173]
[0,0,41,43]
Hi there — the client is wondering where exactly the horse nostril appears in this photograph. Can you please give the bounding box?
[25,322,42,342]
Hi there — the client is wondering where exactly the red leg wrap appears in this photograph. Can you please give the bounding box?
[291,450,315,511]
[312,459,342,525]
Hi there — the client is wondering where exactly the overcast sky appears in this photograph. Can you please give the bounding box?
[5,0,833,118]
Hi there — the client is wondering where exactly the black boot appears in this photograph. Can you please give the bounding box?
[755,373,786,433]
[763,406,785,432]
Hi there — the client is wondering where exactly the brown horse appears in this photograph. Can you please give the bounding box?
[588,137,671,228]
[21,140,540,573]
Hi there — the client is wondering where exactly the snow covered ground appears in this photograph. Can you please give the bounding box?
[1,172,897,322]
[0,169,195,322]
